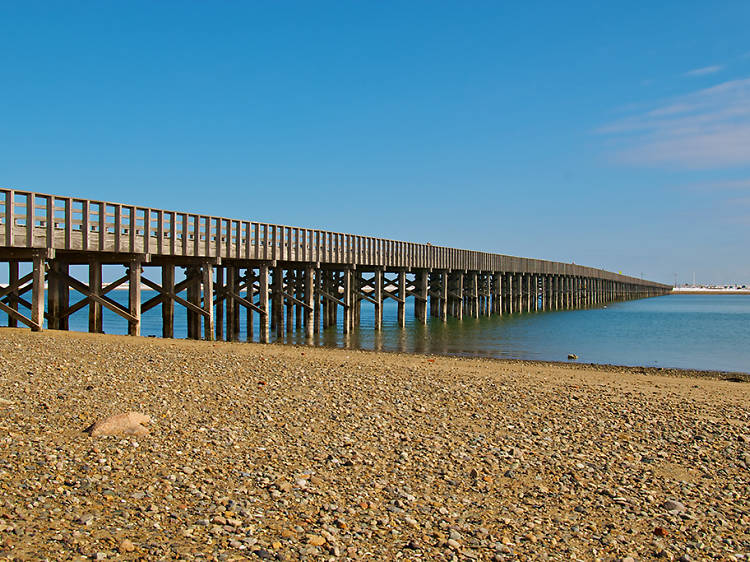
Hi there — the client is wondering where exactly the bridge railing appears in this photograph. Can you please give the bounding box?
[0,188,669,288]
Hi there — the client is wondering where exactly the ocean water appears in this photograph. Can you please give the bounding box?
[3,293,749,374]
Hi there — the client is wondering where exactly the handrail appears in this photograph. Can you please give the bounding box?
[0,188,670,288]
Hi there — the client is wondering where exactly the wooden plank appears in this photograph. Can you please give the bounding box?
[0,271,33,300]
[114,204,122,252]
[26,193,34,247]
[157,210,164,255]
[0,301,39,330]
[202,262,214,340]
[4,189,13,247]
[140,276,207,317]
[88,260,102,332]
[60,274,128,319]
[128,206,136,253]
[30,253,44,331]
[82,199,89,250]
[128,260,141,335]
[6,261,19,327]
[259,264,269,342]
[99,202,106,251]
[56,269,137,323]
[45,196,53,248]
[163,264,174,338]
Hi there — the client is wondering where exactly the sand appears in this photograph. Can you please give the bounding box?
[0,329,748,561]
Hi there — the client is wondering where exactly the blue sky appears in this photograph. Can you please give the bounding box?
[2,2,749,285]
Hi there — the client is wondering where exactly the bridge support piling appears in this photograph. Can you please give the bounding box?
[225,266,236,341]
[31,252,45,331]
[343,268,352,334]
[47,261,60,330]
[88,261,102,333]
[202,262,214,340]
[6,261,18,327]
[162,264,174,339]
[373,268,383,330]
[397,270,406,327]
[313,268,321,334]
[259,264,270,343]
[127,260,141,337]
[415,270,428,324]
[455,272,464,320]
[215,267,223,340]
[285,270,293,334]
[439,271,448,322]
[305,266,314,339]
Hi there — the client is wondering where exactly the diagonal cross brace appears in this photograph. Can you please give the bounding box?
[53,269,138,323]
[60,274,129,319]
[0,271,34,300]
[142,276,195,313]
[140,276,207,317]
[224,289,267,316]
[0,300,40,330]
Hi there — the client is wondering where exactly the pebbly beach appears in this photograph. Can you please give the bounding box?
[0,329,748,561]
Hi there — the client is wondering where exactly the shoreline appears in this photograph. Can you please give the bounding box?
[3,325,748,381]
[0,329,748,560]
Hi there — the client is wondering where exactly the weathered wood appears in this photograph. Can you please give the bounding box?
[374,268,383,330]
[245,269,254,342]
[313,268,321,334]
[285,270,293,334]
[226,266,237,341]
[89,261,102,333]
[128,261,141,336]
[162,265,175,338]
[397,270,406,327]
[0,189,671,342]
[215,267,224,340]
[202,262,214,340]
[7,260,18,327]
[440,271,448,322]
[259,263,269,343]
[414,270,428,324]
[304,266,314,338]
[272,267,283,337]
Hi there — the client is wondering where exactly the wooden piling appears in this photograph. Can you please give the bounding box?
[162,264,175,339]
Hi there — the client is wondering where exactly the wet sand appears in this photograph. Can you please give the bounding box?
[0,329,748,560]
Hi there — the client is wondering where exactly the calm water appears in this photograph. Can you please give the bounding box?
[4,293,749,374]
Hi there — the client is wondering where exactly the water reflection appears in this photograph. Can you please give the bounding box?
[6,293,749,373]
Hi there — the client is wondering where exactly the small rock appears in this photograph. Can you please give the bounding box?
[568,354,578,360]
[307,534,326,546]
[663,500,686,513]
[84,412,151,437]
[119,539,135,553]
[276,480,293,493]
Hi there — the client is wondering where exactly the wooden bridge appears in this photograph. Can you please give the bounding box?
[0,189,672,341]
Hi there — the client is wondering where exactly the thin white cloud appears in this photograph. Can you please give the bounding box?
[599,77,750,169]
[681,178,750,192]
[683,65,723,77]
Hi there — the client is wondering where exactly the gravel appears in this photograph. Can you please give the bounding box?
[0,328,748,560]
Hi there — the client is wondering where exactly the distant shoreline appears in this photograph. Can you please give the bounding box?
[672,288,750,295]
